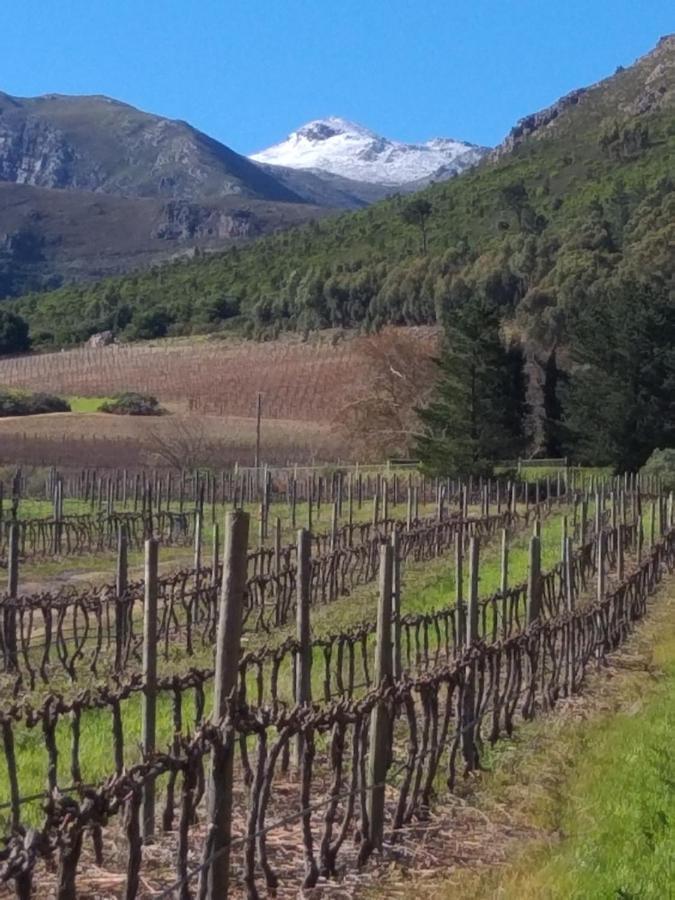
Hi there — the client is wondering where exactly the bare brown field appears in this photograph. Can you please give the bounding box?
[0,327,438,465]
[0,328,437,420]
[0,411,341,467]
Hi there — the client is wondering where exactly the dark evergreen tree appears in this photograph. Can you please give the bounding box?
[0,309,30,355]
[400,198,433,255]
[415,298,528,475]
[542,349,567,456]
[562,273,675,471]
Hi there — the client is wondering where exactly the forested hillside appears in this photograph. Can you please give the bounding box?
[11,36,673,352]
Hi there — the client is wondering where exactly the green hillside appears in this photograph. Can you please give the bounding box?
[10,36,675,349]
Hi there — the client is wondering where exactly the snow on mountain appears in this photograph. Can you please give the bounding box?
[250,117,489,186]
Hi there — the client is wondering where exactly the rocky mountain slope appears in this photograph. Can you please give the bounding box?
[0,91,302,201]
[0,92,341,295]
[251,116,488,185]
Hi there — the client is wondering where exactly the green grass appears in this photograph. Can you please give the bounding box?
[67,396,110,412]
[427,581,675,900]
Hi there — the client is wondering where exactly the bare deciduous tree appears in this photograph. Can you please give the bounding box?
[146,418,214,470]
[335,328,438,461]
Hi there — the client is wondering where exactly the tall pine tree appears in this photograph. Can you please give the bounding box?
[562,273,675,471]
[415,298,527,475]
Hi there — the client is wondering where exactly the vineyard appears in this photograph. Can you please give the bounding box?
[0,329,437,421]
[0,329,437,468]
[0,466,671,897]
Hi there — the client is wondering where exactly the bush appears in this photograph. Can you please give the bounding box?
[99,393,163,416]
[641,448,675,491]
[0,390,70,416]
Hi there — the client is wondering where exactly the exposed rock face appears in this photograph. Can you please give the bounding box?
[0,91,302,203]
[0,116,94,189]
[152,202,260,241]
[494,89,588,157]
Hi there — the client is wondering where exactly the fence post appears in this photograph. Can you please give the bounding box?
[455,528,464,644]
[649,502,656,548]
[617,523,625,582]
[330,502,338,552]
[4,522,19,671]
[202,510,250,900]
[142,537,159,842]
[527,535,542,624]
[367,541,393,851]
[194,509,202,573]
[211,522,220,588]
[391,530,401,678]
[462,536,480,770]
[115,524,128,671]
[564,535,574,610]
[295,528,312,769]
[499,528,508,594]
[597,529,606,602]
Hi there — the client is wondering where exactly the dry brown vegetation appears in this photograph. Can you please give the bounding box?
[0,328,438,465]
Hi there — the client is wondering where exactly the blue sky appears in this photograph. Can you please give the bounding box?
[1,1,672,153]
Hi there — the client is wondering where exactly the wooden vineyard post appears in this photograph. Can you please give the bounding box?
[330,502,338,552]
[564,536,574,610]
[500,528,509,594]
[462,536,480,770]
[194,509,203,572]
[596,529,606,602]
[258,502,266,548]
[295,528,312,769]
[273,516,281,572]
[581,498,588,544]
[347,474,354,533]
[649,502,656,548]
[4,522,19,671]
[367,541,393,851]
[372,485,380,529]
[455,528,464,644]
[527,535,542,625]
[201,510,249,900]
[142,537,159,842]
[211,523,220,588]
[115,524,129,671]
[391,529,402,678]
[254,392,262,484]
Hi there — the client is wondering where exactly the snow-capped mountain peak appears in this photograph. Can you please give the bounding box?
[250,117,489,187]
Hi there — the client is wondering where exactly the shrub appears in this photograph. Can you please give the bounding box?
[99,393,163,416]
[641,448,675,491]
[0,390,70,416]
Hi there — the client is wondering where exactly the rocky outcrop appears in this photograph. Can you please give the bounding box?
[152,202,260,241]
[494,89,588,157]
[87,330,115,348]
